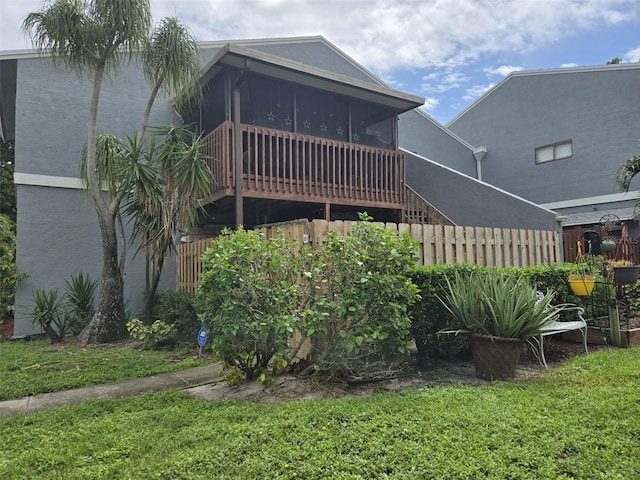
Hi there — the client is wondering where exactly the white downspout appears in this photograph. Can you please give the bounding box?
[473,146,487,181]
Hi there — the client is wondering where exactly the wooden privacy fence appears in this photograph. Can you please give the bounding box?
[177,220,561,294]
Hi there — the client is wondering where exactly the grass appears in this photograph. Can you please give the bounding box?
[0,338,207,400]
[0,347,639,478]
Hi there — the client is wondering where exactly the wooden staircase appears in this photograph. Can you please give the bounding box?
[404,185,455,226]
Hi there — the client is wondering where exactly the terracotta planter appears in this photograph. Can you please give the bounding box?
[470,333,524,381]
[613,266,640,285]
[568,274,595,296]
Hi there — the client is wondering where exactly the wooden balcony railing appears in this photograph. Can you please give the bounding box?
[201,121,405,208]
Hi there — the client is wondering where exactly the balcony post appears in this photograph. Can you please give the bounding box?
[233,88,243,226]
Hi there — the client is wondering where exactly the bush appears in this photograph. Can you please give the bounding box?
[153,290,201,345]
[304,218,420,379]
[198,228,307,380]
[0,214,25,320]
[126,318,175,348]
[198,218,420,383]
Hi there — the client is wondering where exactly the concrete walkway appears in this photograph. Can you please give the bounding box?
[0,364,223,419]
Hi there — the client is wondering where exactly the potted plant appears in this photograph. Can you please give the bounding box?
[609,259,640,285]
[568,241,595,296]
[439,269,571,381]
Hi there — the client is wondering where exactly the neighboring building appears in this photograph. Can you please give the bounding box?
[444,63,640,237]
[0,36,558,336]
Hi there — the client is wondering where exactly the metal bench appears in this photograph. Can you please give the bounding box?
[531,292,589,368]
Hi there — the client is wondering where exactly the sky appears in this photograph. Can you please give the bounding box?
[1,0,639,124]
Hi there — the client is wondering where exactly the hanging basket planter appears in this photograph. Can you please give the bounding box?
[568,273,596,296]
[613,266,640,285]
[601,238,616,254]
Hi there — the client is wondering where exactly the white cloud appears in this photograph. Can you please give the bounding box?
[463,83,495,102]
[623,46,640,62]
[2,0,640,123]
[483,65,524,77]
[422,97,440,112]
[420,69,469,94]
[4,0,640,71]
[560,63,580,68]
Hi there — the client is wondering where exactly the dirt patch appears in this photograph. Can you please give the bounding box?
[188,339,611,404]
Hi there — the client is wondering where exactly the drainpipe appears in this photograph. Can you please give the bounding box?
[472,146,487,181]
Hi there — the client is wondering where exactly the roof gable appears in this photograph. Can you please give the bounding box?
[448,62,640,128]
[198,39,423,113]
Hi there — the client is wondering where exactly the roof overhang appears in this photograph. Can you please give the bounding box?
[197,43,424,114]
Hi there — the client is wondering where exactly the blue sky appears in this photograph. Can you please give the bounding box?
[1,0,639,124]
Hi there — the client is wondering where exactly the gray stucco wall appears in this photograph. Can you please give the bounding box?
[15,56,176,177]
[405,150,560,231]
[399,109,477,177]
[13,55,177,336]
[13,186,176,337]
[248,40,381,85]
[447,65,640,206]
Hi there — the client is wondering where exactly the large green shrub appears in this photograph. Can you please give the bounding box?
[198,219,420,383]
[198,228,308,380]
[0,214,25,320]
[304,219,420,379]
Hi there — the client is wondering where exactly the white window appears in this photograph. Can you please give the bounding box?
[535,140,572,164]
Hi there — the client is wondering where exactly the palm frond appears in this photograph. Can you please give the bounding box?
[615,155,640,192]
[143,16,202,104]
[22,0,152,76]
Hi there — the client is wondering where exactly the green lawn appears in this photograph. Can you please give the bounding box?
[1,347,638,479]
[0,338,207,400]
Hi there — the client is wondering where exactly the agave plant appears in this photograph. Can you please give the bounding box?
[440,269,571,340]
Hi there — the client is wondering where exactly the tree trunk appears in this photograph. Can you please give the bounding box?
[77,59,129,346]
[144,254,165,324]
[43,322,61,344]
[78,209,128,345]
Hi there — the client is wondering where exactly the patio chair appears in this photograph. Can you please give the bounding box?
[531,291,589,369]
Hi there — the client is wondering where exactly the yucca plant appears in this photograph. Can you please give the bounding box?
[440,269,575,380]
[29,288,67,343]
[440,269,571,340]
[63,272,98,335]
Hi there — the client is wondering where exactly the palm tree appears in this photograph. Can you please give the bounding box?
[615,154,640,198]
[23,1,204,344]
[123,125,212,323]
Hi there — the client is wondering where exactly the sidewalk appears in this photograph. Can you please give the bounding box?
[0,364,223,419]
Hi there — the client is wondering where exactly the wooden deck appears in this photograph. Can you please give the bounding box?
[201,121,405,209]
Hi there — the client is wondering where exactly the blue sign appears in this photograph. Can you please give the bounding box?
[197,328,208,347]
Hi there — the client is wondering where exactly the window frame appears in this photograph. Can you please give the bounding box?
[534,139,573,164]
